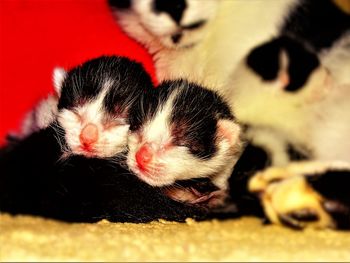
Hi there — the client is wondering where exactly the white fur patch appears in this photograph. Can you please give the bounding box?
[20,94,59,138]
[57,80,130,158]
[113,0,218,50]
[53,67,67,95]
[127,88,242,190]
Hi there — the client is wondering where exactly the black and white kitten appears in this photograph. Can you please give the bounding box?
[2,57,238,223]
[230,35,350,164]
[126,79,243,207]
[18,56,154,159]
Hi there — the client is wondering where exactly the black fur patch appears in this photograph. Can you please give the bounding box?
[228,143,270,217]
[306,169,350,229]
[57,56,153,119]
[306,169,350,210]
[281,0,350,51]
[286,143,309,161]
[0,127,208,223]
[129,79,234,159]
[108,0,131,9]
[182,20,207,30]
[171,80,233,158]
[175,178,219,193]
[153,0,187,24]
[247,39,281,81]
[102,57,153,115]
[171,33,182,44]
[247,36,320,92]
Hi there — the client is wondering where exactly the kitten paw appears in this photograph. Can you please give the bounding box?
[162,179,230,209]
[249,161,350,230]
[163,187,229,208]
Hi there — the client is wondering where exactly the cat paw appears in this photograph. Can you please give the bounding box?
[249,161,350,230]
[162,178,230,209]
[163,186,229,208]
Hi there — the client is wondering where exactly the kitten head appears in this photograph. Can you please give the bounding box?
[109,0,218,49]
[126,79,242,190]
[55,56,153,158]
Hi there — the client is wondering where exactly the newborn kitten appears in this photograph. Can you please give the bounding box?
[56,56,154,158]
[19,56,153,159]
[126,79,243,207]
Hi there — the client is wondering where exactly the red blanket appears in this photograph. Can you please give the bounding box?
[0,0,155,144]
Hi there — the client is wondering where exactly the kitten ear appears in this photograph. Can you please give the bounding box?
[53,67,67,95]
[216,119,241,148]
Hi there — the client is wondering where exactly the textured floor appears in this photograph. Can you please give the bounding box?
[1,214,350,261]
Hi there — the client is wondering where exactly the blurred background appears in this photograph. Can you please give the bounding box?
[0,0,155,145]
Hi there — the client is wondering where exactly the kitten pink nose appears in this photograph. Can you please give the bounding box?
[79,123,98,145]
[135,143,154,172]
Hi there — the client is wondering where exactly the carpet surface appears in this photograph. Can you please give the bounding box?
[1,213,350,262]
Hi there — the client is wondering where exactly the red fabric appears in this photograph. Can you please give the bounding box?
[0,0,155,145]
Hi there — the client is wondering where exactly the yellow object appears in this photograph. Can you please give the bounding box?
[1,214,350,261]
[333,0,350,14]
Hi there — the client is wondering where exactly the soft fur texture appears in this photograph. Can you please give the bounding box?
[111,0,350,87]
[110,0,291,88]
[2,127,350,229]
[3,0,350,229]
[111,0,350,166]
[127,79,242,191]
[0,126,210,223]
[17,56,155,159]
[230,36,350,163]
[56,56,154,158]
[20,94,59,138]
[109,0,218,50]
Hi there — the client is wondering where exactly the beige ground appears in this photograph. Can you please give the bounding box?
[1,213,350,262]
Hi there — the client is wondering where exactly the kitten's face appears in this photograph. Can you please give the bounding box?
[127,80,242,188]
[111,0,218,49]
[57,79,130,158]
[54,56,153,158]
